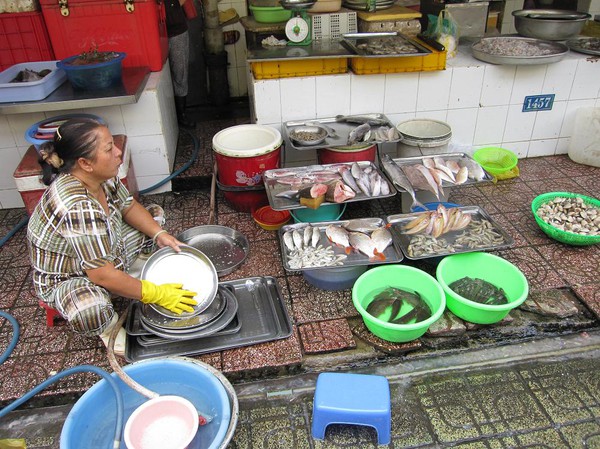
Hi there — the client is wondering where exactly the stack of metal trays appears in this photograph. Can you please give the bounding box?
[125,277,293,362]
[136,285,239,341]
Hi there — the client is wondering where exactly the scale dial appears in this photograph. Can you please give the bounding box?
[285,16,310,43]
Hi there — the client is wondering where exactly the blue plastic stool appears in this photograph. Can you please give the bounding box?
[311,372,391,445]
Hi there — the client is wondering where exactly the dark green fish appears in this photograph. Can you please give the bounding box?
[449,277,508,305]
[368,286,432,324]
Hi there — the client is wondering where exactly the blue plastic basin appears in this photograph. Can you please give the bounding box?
[60,358,232,449]
[290,203,346,223]
[411,202,460,212]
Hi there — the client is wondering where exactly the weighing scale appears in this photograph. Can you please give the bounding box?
[280,0,316,46]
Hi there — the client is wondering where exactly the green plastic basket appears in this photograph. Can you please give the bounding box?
[473,147,518,176]
[531,192,600,246]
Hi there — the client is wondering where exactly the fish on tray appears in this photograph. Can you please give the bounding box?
[283,225,347,269]
[366,286,432,324]
[402,204,471,238]
[349,231,385,261]
[381,154,424,210]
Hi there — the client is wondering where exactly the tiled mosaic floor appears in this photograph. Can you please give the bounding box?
[1,119,600,412]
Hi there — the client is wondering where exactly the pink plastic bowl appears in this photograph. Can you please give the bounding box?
[124,395,199,449]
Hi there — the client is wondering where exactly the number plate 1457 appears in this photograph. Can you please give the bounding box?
[522,94,555,112]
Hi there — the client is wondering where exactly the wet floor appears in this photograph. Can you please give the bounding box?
[1,110,600,447]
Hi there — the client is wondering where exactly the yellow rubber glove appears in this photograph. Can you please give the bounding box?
[140,280,198,315]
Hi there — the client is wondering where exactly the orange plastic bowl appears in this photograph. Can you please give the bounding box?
[252,206,291,231]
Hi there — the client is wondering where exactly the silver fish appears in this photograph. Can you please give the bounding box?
[414,164,441,200]
[311,226,320,247]
[292,229,304,250]
[344,218,382,233]
[347,123,371,145]
[381,154,423,210]
[283,231,295,252]
[339,166,361,194]
[335,114,388,126]
[371,227,392,254]
[276,190,299,199]
[369,171,381,197]
[458,157,486,181]
[325,224,351,251]
[303,226,313,248]
[349,232,385,260]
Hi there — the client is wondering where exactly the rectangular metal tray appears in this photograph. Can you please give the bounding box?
[386,206,514,260]
[264,161,397,211]
[279,218,403,271]
[341,32,432,58]
[283,113,398,151]
[385,153,494,192]
[125,276,293,362]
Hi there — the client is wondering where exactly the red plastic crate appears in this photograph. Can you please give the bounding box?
[39,0,168,71]
[0,11,55,71]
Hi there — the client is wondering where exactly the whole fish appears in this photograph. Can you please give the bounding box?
[369,171,382,197]
[344,218,382,233]
[445,159,461,174]
[311,226,320,247]
[347,123,371,145]
[349,231,385,260]
[371,226,392,254]
[454,166,468,184]
[414,164,441,200]
[356,171,372,197]
[325,224,351,252]
[433,157,456,181]
[338,166,361,194]
[292,230,304,250]
[303,226,314,247]
[283,231,295,251]
[381,154,424,210]
[458,157,486,181]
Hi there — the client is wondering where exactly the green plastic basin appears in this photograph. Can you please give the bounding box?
[436,252,529,324]
[352,265,446,343]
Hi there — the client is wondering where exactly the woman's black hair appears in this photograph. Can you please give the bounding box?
[38,118,106,185]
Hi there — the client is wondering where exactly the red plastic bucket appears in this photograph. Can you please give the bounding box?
[317,143,377,165]
[213,125,282,212]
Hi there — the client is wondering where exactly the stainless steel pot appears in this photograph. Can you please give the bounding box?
[512,9,591,41]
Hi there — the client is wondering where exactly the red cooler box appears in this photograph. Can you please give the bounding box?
[14,134,138,215]
[0,11,55,71]
[39,0,168,71]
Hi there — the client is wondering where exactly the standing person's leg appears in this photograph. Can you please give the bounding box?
[169,31,195,129]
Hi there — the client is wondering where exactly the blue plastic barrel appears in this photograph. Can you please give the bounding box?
[411,202,460,212]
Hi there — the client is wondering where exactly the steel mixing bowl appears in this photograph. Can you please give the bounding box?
[512,9,591,41]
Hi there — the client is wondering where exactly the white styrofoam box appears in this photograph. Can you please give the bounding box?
[316,74,351,117]
[384,72,418,114]
[0,115,16,150]
[417,70,452,112]
[481,65,515,107]
[448,66,485,110]
[0,147,24,190]
[509,65,546,105]
[504,104,536,142]
[0,61,66,102]
[136,176,171,194]
[528,139,558,157]
[350,74,385,114]
[281,77,317,121]
[531,101,567,140]
[555,137,570,154]
[128,134,172,177]
[473,105,508,145]
[312,11,357,40]
[543,59,577,101]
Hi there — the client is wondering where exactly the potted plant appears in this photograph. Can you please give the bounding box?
[57,46,127,90]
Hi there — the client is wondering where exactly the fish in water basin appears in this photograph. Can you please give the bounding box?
[448,277,508,305]
[365,286,432,323]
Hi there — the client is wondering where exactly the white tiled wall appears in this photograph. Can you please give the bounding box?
[0,63,179,210]
[251,46,600,167]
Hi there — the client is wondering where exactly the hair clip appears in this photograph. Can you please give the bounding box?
[56,128,62,141]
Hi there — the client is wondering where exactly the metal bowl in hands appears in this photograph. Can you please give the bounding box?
[288,125,328,146]
[512,9,591,41]
[140,245,219,319]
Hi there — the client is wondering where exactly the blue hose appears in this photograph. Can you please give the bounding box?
[0,311,19,365]
[0,215,28,248]
[0,364,124,449]
[139,128,200,195]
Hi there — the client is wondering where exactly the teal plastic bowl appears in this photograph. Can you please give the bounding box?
[352,265,446,343]
[436,252,529,324]
[290,203,346,223]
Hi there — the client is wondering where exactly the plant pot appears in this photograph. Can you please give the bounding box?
[57,51,126,90]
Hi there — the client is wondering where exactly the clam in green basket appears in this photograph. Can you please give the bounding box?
[531,192,600,246]
[352,265,446,343]
[436,252,529,325]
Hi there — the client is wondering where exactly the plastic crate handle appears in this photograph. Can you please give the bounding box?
[57,0,137,16]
